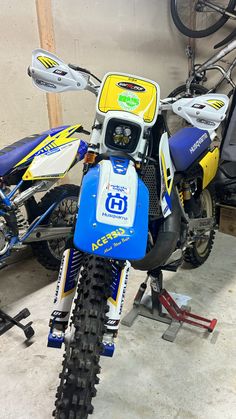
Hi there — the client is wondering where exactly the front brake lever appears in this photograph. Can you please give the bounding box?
[214,28,236,49]
[68,63,91,74]
[68,63,102,83]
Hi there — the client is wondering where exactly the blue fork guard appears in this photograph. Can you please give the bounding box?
[73,162,149,260]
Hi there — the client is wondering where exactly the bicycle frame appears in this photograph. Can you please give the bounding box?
[186,39,236,93]
[200,1,236,19]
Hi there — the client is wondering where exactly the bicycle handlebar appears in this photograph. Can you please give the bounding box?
[214,28,236,49]
[200,39,236,72]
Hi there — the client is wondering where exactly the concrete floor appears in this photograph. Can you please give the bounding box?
[0,232,236,419]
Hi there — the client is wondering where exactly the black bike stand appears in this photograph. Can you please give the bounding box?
[0,308,35,340]
[121,269,217,342]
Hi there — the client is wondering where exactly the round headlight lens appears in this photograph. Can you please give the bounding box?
[113,125,132,147]
[124,127,131,137]
[115,126,123,135]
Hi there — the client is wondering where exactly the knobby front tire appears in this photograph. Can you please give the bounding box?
[54,255,112,419]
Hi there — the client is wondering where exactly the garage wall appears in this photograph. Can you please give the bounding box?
[52,0,188,130]
[0,0,48,147]
[0,0,187,147]
[1,1,233,183]
[51,0,189,182]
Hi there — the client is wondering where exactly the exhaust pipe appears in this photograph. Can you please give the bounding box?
[131,189,182,271]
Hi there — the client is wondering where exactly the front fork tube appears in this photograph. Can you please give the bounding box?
[102,261,131,357]
[48,248,82,348]
[48,252,130,356]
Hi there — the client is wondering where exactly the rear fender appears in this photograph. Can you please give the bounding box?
[74,157,149,260]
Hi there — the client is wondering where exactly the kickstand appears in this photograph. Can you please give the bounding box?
[0,308,35,340]
[121,270,217,342]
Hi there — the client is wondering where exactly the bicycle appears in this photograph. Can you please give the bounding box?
[171,0,236,48]
[165,38,236,135]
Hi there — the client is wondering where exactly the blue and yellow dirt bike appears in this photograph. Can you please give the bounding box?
[0,121,88,270]
[29,49,229,418]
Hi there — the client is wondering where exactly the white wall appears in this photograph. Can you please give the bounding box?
[0,0,48,146]
[53,0,188,130]
[0,0,189,183]
[3,1,233,184]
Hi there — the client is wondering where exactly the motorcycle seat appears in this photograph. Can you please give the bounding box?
[0,125,69,177]
[0,133,48,176]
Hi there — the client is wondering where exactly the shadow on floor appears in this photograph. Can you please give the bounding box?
[0,255,57,308]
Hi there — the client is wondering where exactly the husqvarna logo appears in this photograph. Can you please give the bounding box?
[189,132,208,154]
[105,193,128,215]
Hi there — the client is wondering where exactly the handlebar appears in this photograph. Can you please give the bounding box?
[214,28,236,49]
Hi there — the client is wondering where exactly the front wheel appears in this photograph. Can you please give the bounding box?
[184,186,216,268]
[54,255,112,419]
[170,0,236,38]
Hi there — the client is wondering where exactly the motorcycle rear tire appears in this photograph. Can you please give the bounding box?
[184,186,216,268]
[31,184,80,271]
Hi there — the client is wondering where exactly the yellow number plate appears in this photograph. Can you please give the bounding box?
[98,74,159,124]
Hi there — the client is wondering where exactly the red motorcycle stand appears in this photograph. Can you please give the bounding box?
[121,270,217,342]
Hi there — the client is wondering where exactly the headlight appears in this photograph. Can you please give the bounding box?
[113,125,131,146]
[105,119,141,153]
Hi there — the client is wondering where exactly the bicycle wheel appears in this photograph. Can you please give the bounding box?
[164,83,208,136]
[170,0,236,38]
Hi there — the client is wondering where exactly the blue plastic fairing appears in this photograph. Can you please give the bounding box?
[74,160,149,260]
[169,127,211,172]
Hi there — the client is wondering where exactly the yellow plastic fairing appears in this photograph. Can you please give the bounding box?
[98,73,159,125]
[15,124,83,167]
[199,148,219,189]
